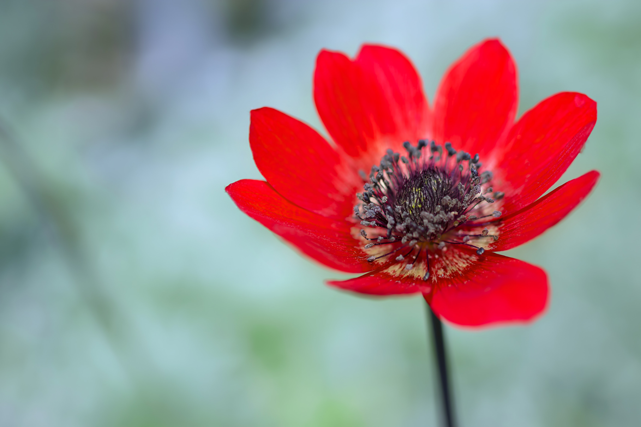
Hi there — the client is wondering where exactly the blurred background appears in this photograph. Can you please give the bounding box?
[0,0,639,426]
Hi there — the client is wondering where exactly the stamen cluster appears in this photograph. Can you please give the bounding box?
[354,140,505,280]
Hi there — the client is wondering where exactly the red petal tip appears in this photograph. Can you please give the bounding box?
[250,106,272,116]
[224,180,241,195]
[478,38,509,52]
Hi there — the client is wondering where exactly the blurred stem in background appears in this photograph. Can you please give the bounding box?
[428,304,457,427]
[0,118,143,389]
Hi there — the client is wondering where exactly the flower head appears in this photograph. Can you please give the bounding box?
[226,39,599,327]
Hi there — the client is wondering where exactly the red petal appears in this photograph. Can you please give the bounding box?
[356,45,431,143]
[431,39,517,162]
[226,179,370,273]
[250,107,360,220]
[314,45,431,168]
[328,243,492,297]
[488,171,600,251]
[429,251,549,328]
[327,260,431,297]
[494,92,597,213]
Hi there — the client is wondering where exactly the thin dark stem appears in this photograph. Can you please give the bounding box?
[427,303,457,427]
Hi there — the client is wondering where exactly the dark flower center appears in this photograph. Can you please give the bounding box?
[354,140,504,280]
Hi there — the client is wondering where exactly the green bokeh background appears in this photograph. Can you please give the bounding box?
[0,0,639,426]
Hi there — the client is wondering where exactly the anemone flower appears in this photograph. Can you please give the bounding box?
[226,38,599,427]
[227,38,598,328]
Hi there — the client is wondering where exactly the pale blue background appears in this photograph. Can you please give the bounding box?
[0,0,639,426]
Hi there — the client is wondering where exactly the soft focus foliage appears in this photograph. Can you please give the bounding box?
[0,0,639,426]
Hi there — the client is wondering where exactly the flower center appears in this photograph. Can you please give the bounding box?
[354,140,504,280]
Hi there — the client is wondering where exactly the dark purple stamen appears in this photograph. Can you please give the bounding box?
[354,140,503,280]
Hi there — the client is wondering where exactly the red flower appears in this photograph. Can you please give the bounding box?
[226,39,599,328]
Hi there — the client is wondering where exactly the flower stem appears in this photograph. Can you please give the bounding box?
[427,303,457,427]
